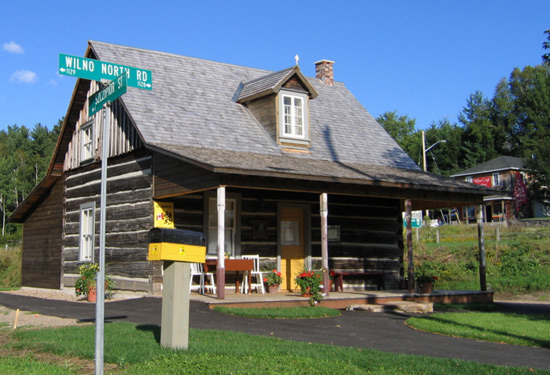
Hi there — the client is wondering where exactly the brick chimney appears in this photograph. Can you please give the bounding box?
[315,59,335,86]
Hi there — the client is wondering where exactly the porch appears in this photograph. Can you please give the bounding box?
[189,289,494,310]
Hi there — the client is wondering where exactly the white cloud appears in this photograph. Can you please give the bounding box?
[2,41,23,54]
[48,79,58,86]
[10,70,37,84]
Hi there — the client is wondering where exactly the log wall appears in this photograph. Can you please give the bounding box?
[162,187,403,290]
[21,178,64,289]
[62,151,158,293]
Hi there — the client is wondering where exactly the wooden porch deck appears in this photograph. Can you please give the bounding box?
[190,289,494,310]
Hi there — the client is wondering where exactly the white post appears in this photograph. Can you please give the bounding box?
[95,102,110,375]
[216,187,226,299]
[320,193,329,295]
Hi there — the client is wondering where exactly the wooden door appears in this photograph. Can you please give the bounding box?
[280,206,305,291]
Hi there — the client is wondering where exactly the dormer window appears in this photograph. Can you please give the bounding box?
[236,65,317,150]
[279,91,309,146]
[283,94,305,138]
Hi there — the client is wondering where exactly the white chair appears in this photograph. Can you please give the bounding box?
[189,263,216,294]
[241,255,265,294]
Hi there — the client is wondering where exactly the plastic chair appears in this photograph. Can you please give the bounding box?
[189,263,216,294]
[241,255,265,294]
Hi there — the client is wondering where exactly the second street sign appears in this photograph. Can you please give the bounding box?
[59,53,152,90]
[89,74,127,116]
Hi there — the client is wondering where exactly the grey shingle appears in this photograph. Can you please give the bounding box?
[90,41,420,172]
[451,156,524,177]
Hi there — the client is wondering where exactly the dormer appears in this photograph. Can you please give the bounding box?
[236,65,318,150]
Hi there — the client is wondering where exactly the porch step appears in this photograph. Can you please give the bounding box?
[345,301,433,314]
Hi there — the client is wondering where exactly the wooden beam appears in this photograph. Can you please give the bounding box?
[405,199,414,293]
[216,186,226,299]
[320,193,329,296]
[478,204,487,291]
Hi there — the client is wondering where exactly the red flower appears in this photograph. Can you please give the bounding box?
[330,270,335,276]
[263,277,268,282]
[432,276,438,280]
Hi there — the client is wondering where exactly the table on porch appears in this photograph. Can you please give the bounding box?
[204,259,254,294]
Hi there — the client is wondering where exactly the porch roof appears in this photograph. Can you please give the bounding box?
[150,143,494,209]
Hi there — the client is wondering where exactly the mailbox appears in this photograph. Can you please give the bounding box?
[147,228,206,263]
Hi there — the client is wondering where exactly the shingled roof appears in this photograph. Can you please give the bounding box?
[89,40,423,171]
[10,41,494,223]
[451,156,525,177]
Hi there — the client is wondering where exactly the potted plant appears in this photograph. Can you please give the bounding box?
[75,263,114,302]
[295,270,323,306]
[415,273,438,294]
[263,269,282,293]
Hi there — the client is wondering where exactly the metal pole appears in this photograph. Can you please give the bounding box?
[422,131,427,172]
[95,102,110,375]
[320,193,329,296]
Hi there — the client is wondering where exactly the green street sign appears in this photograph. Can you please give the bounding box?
[402,211,423,228]
[89,74,127,116]
[59,53,152,90]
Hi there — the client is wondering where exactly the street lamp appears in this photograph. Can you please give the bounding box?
[422,131,447,172]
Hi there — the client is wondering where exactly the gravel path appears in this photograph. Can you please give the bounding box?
[0,288,144,329]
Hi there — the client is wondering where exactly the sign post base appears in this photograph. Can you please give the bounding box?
[160,261,191,349]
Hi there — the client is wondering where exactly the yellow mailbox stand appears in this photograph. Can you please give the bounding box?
[148,228,206,349]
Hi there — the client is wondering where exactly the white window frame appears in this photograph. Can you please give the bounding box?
[465,176,473,183]
[492,173,500,186]
[81,121,94,163]
[79,202,95,262]
[278,91,309,144]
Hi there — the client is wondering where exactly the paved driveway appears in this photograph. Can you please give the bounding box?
[0,293,549,370]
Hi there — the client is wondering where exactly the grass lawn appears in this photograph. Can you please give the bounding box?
[212,306,341,319]
[407,311,550,349]
[2,322,548,374]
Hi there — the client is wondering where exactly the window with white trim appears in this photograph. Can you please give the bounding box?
[79,202,95,262]
[492,173,500,186]
[81,121,94,163]
[465,176,473,183]
[278,91,309,144]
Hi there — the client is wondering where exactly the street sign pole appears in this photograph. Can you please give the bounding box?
[58,53,150,375]
[95,101,110,375]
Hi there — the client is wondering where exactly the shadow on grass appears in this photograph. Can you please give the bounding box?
[418,313,550,349]
[136,324,161,344]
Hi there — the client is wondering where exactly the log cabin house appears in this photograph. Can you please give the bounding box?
[10,41,491,297]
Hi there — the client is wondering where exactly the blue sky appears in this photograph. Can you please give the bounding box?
[1,1,548,132]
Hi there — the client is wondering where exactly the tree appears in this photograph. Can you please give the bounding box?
[376,110,422,164]
[0,120,62,236]
[458,91,498,165]
[543,29,550,65]
[423,119,464,176]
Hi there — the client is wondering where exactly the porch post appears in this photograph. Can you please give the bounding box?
[405,199,414,293]
[217,186,226,299]
[477,204,487,291]
[320,193,329,296]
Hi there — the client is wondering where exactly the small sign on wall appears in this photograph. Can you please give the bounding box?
[154,201,174,228]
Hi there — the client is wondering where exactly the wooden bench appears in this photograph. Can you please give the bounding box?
[332,271,386,291]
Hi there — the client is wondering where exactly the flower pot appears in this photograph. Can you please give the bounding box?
[268,284,279,293]
[87,288,97,303]
[420,282,433,294]
[301,287,312,297]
